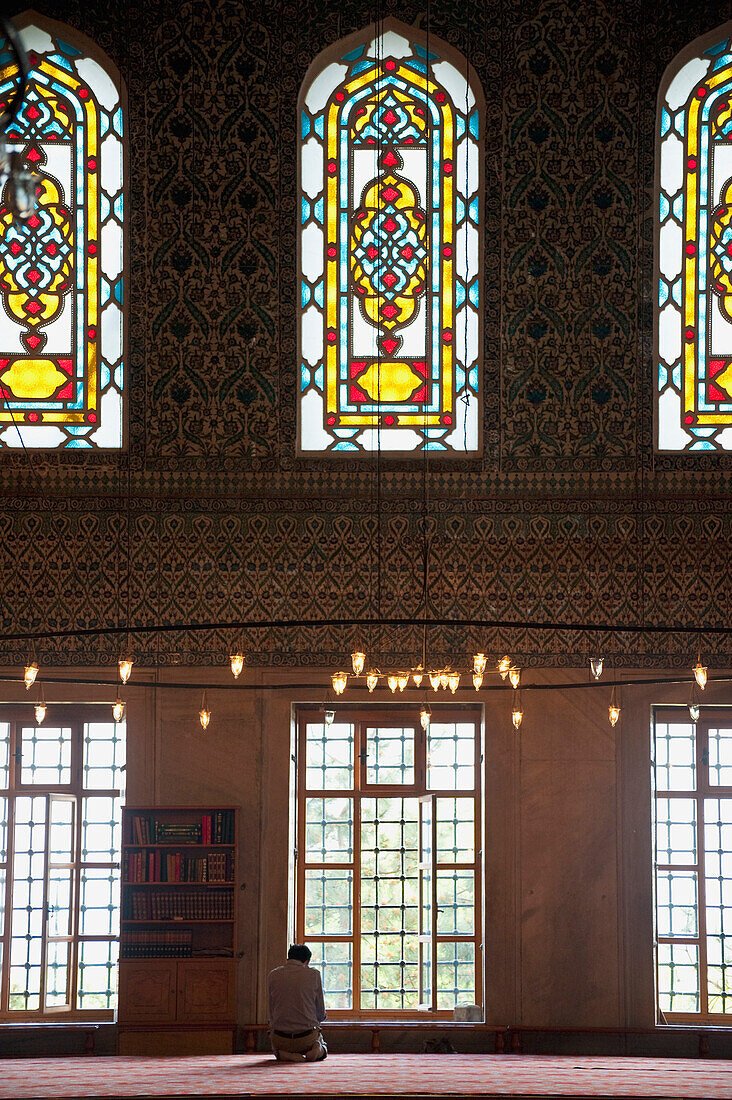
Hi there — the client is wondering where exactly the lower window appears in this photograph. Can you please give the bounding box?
[653,707,732,1020]
[0,709,125,1018]
[295,706,482,1016]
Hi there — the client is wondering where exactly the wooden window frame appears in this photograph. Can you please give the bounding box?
[295,705,482,1019]
[0,706,124,1021]
[654,705,732,1023]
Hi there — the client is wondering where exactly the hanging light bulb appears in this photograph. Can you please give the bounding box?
[608,687,620,728]
[447,671,460,693]
[508,667,521,689]
[473,652,487,675]
[229,652,245,679]
[387,674,399,694]
[24,661,39,690]
[112,697,126,723]
[429,671,440,692]
[397,672,409,692]
[324,708,335,726]
[511,690,523,731]
[351,651,366,676]
[118,656,133,685]
[498,655,511,679]
[590,656,604,680]
[688,681,701,723]
[689,700,700,723]
[412,668,424,687]
[439,671,449,690]
[420,704,431,730]
[34,684,46,726]
[693,656,708,690]
[199,692,211,730]
[472,671,483,691]
[366,670,379,693]
[331,671,348,695]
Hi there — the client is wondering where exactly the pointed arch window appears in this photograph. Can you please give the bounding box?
[0,14,126,450]
[656,23,732,452]
[298,20,483,455]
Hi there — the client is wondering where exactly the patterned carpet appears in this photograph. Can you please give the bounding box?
[0,1054,730,1099]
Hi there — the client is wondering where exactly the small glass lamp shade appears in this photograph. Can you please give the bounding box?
[473,652,487,675]
[199,692,211,730]
[351,651,366,676]
[412,669,424,687]
[589,656,604,680]
[508,667,521,689]
[447,671,460,693]
[387,674,399,694]
[24,662,39,690]
[112,698,126,723]
[429,671,441,692]
[472,671,483,690]
[331,671,348,695]
[420,705,431,730]
[366,671,379,693]
[693,660,708,690]
[118,657,133,685]
[230,653,245,679]
[498,655,511,679]
[324,709,335,726]
[34,701,47,725]
[397,672,409,692]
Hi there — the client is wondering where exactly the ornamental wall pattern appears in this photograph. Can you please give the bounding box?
[0,0,731,667]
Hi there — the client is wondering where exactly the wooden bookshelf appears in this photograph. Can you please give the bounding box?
[117,807,237,1055]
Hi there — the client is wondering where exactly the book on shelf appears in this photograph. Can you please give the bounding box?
[125,889,234,921]
[124,850,233,884]
[127,810,235,847]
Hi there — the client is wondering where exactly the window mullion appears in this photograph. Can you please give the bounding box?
[353,722,363,1013]
[696,721,709,1017]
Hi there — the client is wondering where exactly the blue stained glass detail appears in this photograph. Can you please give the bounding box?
[671,278,681,306]
[314,365,324,389]
[425,441,447,450]
[468,367,478,390]
[672,194,683,220]
[100,112,109,138]
[301,196,311,224]
[301,363,310,390]
[113,278,123,306]
[405,59,427,75]
[468,279,479,308]
[314,280,324,308]
[101,364,110,388]
[57,37,81,57]
[660,194,669,220]
[65,439,92,448]
[469,197,479,223]
[455,282,466,309]
[113,106,123,136]
[658,364,666,388]
[456,196,465,224]
[314,197,324,224]
[456,115,465,141]
[301,112,311,140]
[341,46,366,61]
[661,108,671,137]
[689,441,716,449]
[113,194,124,219]
[469,110,479,139]
[712,53,732,72]
[659,279,669,307]
[114,363,124,387]
[333,442,359,450]
[672,364,681,388]
[101,193,110,221]
[101,277,110,306]
[351,60,374,75]
[674,109,685,137]
[414,44,439,61]
[301,283,311,308]
[314,114,324,139]
[47,52,73,73]
[707,38,728,56]
[456,365,465,389]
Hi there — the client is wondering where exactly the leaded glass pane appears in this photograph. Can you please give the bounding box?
[45,941,69,1008]
[707,934,732,1014]
[308,940,352,1010]
[704,800,732,943]
[21,725,71,785]
[304,868,352,935]
[655,720,695,792]
[657,941,699,1013]
[81,795,120,862]
[656,869,698,937]
[427,723,474,790]
[436,941,475,1010]
[436,797,474,863]
[366,726,414,785]
[656,797,696,865]
[0,20,126,450]
[361,931,419,1011]
[306,722,353,791]
[79,867,120,937]
[709,728,732,787]
[10,795,45,1011]
[84,721,126,792]
[306,797,353,863]
[77,938,119,1011]
[436,869,474,934]
[298,20,483,454]
[0,723,9,788]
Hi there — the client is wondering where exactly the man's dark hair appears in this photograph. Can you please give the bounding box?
[288,943,312,963]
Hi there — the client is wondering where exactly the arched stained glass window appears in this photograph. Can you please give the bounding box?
[298,20,483,454]
[0,14,126,450]
[656,23,732,452]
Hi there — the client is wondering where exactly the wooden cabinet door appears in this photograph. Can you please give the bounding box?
[176,959,235,1024]
[118,960,177,1023]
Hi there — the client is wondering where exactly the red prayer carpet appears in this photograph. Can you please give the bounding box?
[0,1054,730,1100]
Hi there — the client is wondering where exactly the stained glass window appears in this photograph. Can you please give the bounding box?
[298,20,483,454]
[0,15,126,450]
[656,23,732,451]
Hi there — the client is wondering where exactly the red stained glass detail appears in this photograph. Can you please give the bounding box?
[25,334,41,350]
[383,217,397,233]
[327,413,337,425]
[685,242,696,256]
[327,161,337,174]
[327,245,337,258]
[367,245,378,260]
[400,245,414,260]
[404,137,414,144]
[412,361,426,378]
[444,162,453,174]
[350,360,367,378]
[335,92,344,102]
[58,103,68,113]
[385,60,396,71]
[443,245,453,257]
[382,150,398,167]
[87,411,97,422]
[26,105,40,120]
[350,384,367,403]
[685,413,695,424]
[383,272,397,288]
[443,330,452,342]
[78,88,88,99]
[88,242,98,255]
[87,157,97,170]
[435,92,446,103]
[412,385,427,402]
[380,337,399,355]
[27,411,39,423]
[384,414,396,425]
[381,185,399,202]
[710,359,729,378]
[688,156,697,170]
[58,359,72,372]
[697,87,707,98]
[9,242,21,256]
[442,414,452,425]
[26,146,42,163]
[382,303,398,319]
[27,214,41,229]
[327,330,337,343]
[26,270,41,285]
[56,380,73,400]
[685,328,694,340]
[383,109,398,124]
[25,301,42,315]
[87,328,96,339]
[709,383,726,402]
